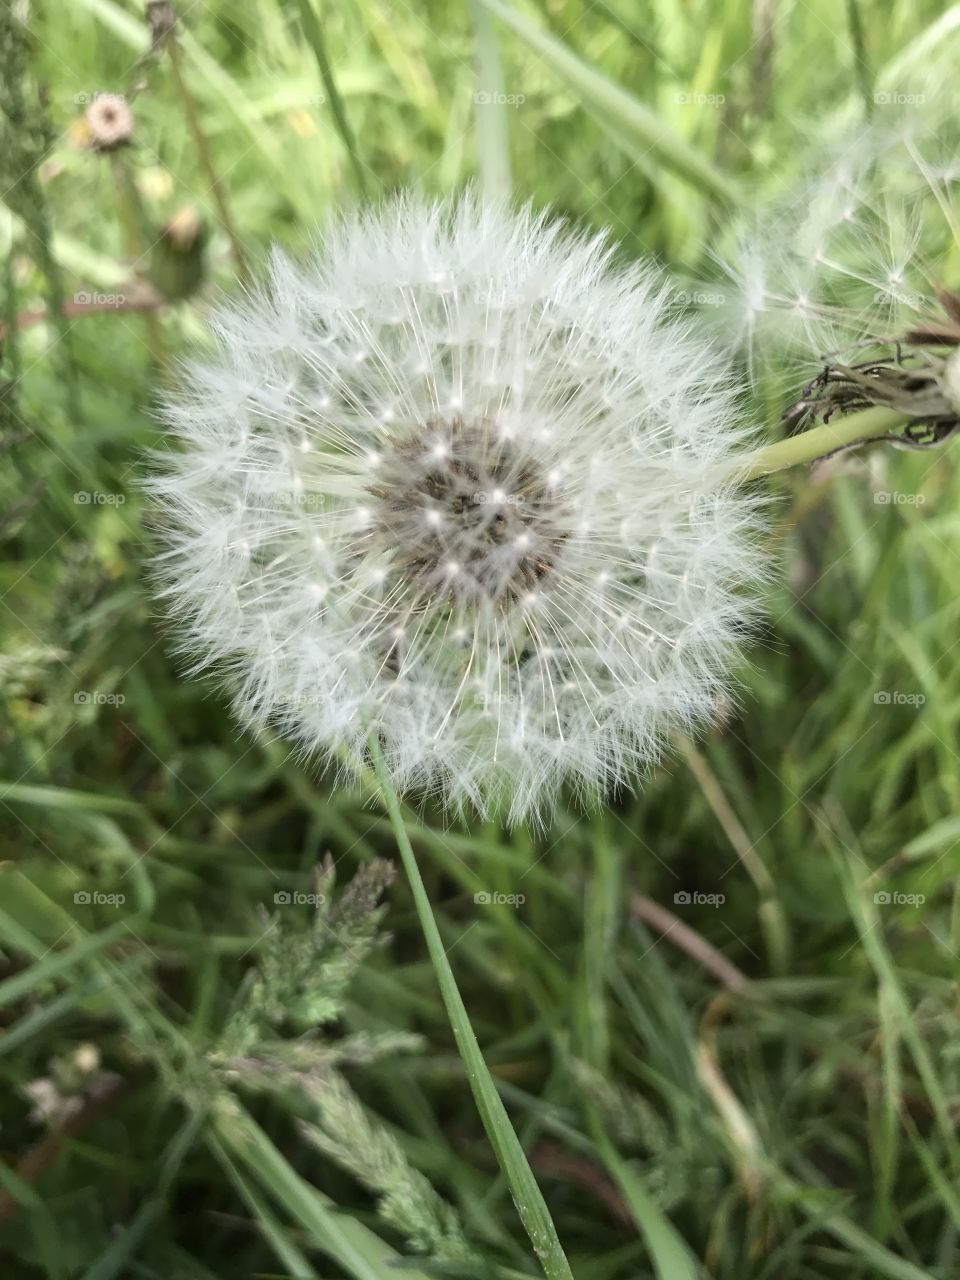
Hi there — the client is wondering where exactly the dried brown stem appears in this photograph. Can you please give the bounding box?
[0,288,166,342]
[630,892,749,991]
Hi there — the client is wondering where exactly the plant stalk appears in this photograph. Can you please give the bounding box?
[295,0,369,198]
[368,735,574,1280]
[166,33,250,281]
[732,406,906,481]
[468,0,512,201]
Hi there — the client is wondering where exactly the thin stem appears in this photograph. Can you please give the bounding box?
[731,406,906,481]
[468,0,512,201]
[368,736,574,1280]
[846,0,874,118]
[110,154,167,369]
[631,893,749,991]
[0,290,166,341]
[166,34,250,281]
[295,0,369,198]
[677,735,789,974]
[1,218,20,382]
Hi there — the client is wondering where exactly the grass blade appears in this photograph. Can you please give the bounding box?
[212,1135,320,1278]
[295,0,370,196]
[212,1103,434,1280]
[592,1125,701,1280]
[479,0,740,204]
[369,736,574,1280]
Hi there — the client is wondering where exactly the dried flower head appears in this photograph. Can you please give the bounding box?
[151,196,763,822]
[705,117,960,441]
[83,93,134,152]
[146,0,177,51]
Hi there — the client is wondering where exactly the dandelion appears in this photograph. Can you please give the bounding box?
[82,93,134,153]
[150,195,764,822]
[705,117,960,447]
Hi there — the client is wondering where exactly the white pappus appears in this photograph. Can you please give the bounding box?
[704,116,960,387]
[149,195,764,823]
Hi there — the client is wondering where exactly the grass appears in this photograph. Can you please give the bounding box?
[2,0,960,1277]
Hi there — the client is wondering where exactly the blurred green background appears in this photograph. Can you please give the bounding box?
[2,1,960,1277]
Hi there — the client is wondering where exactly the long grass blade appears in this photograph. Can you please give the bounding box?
[369,736,575,1280]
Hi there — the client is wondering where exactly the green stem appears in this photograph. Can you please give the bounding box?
[732,406,905,481]
[109,154,167,370]
[845,0,874,119]
[296,0,369,198]
[1,215,21,383]
[368,736,574,1280]
[468,0,512,201]
[167,34,251,281]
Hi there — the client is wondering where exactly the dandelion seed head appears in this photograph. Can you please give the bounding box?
[150,195,763,823]
[701,115,960,389]
[83,93,134,153]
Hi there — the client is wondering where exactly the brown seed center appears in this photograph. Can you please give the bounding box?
[367,418,568,608]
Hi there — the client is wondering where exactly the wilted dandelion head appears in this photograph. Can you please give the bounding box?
[702,117,960,441]
[151,196,763,822]
[706,118,960,381]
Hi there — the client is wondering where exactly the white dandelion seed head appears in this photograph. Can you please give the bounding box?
[149,195,764,824]
[84,93,134,152]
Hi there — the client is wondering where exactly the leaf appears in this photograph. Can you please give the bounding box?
[479,0,739,204]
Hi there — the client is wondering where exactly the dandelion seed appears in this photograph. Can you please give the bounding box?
[150,196,764,822]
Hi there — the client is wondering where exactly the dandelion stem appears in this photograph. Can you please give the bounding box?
[732,406,906,481]
[368,735,575,1280]
[468,0,512,201]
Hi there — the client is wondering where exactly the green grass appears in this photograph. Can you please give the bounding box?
[3,0,960,1277]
